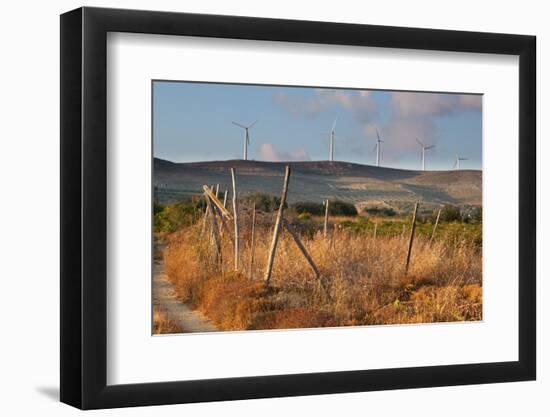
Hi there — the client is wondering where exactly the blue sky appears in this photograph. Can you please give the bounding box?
[153,81,482,171]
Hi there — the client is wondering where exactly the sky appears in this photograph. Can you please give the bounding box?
[153,81,482,171]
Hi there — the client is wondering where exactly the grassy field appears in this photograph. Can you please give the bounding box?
[159,200,482,332]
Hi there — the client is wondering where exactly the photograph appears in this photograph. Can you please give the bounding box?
[51,3,539,411]
[152,81,483,334]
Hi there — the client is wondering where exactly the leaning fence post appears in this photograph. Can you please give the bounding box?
[430,208,442,244]
[373,222,378,240]
[282,219,320,281]
[204,193,223,270]
[323,199,330,238]
[264,165,291,285]
[249,202,256,279]
[405,203,419,274]
[202,185,233,219]
[231,168,240,271]
[203,184,232,237]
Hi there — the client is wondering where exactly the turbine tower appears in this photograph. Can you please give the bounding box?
[416,138,435,171]
[232,120,257,160]
[453,154,468,170]
[373,128,384,167]
[329,118,337,162]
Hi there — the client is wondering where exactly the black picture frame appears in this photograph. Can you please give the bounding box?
[60,6,536,410]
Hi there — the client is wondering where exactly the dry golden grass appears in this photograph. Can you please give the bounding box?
[164,216,482,331]
[153,305,183,334]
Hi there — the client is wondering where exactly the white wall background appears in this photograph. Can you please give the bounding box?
[0,0,545,415]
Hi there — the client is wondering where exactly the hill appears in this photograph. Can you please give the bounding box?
[153,158,482,210]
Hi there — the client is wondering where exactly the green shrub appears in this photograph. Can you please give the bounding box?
[339,217,372,232]
[292,201,325,216]
[461,205,482,223]
[328,200,358,216]
[153,203,165,215]
[297,212,311,220]
[440,204,461,222]
[153,197,203,233]
[290,200,357,216]
[243,193,286,212]
[364,207,396,217]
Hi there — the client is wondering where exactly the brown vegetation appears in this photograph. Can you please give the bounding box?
[164,213,482,331]
[153,305,183,334]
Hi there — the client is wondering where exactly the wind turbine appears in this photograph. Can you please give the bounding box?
[329,118,337,162]
[453,154,468,170]
[416,138,435,171]
[232,120,257,160]
[373,128,384,167]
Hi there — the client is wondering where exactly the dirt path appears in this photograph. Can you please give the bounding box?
[153,254,218,334]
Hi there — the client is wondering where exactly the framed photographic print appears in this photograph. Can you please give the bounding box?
[60,6,536,409]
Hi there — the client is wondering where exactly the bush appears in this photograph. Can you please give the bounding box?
[243,192,285,212]
[292,201,325,216]
[364,207,396,217]
[297,212,311,220]
[440,204,461,222]
[339,217,372,233]
[290,200,357,217]
[154,197,203,233]
[329,199,358,216]
[461,205,482,223]
[153,203,165,215]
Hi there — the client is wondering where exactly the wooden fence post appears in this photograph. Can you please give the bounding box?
[203,184,233,237]
[202,185,233,219]
[223,189,228,208]
[430,208,442,244]
[323,199,330,238]
[373,222,378,240]
[264,165,291,285]
[405,203,419,274]
[201,192,212,236]
[282,219,320,281]
[231,168,240,271]
[204,193,222,269]
[249,202,256,279]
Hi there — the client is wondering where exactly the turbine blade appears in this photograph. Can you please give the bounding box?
[376,127,380,140]
[248,120,258,129]
[416,138,424,147]
[425,145,435,150]
[372,144,377,153]
[332,117,338,131]
[232,121,247,129]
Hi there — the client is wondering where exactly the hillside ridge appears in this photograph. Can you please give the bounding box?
[154,158,482,207]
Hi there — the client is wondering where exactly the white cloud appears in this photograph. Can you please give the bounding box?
[458,94,482,110]
[257,143,310,162]
[272,91,325,118]
[390,92,482,118]
[272,88,481,164]
[357,92,482,162]
[272,88,378,123]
